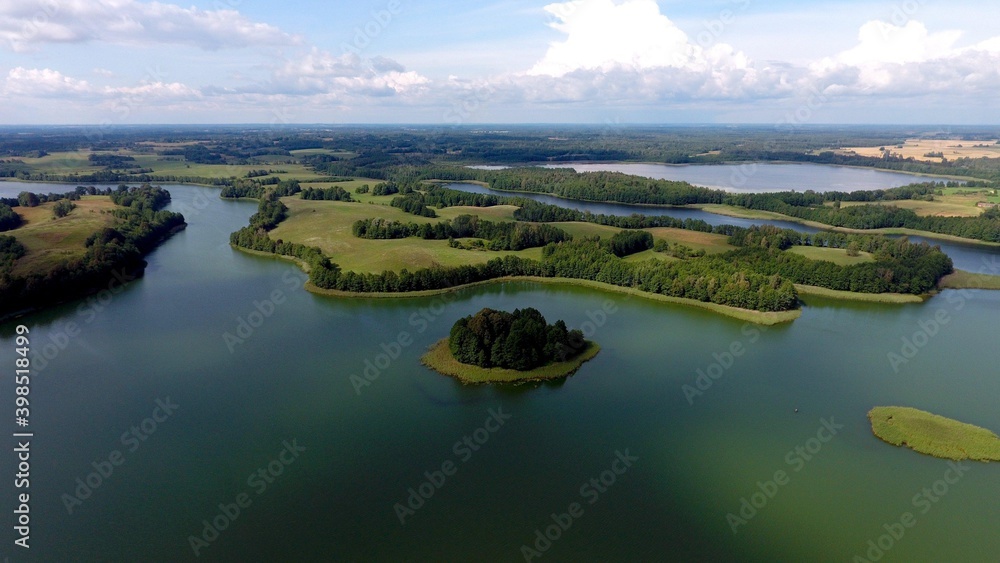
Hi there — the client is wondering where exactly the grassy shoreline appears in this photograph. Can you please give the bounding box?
[868,406,1000,462]
[297,274,802,325]
[938,270,1000,290]
[794,285,926,304]
[693,204,1000,248]
[420,338,601,384]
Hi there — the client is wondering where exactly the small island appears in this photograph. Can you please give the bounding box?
[421,307,600,384]
[868,406,1000,462]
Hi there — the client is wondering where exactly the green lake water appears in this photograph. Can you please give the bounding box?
[1,183,998,562]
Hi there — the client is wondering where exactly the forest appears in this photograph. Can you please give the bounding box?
[352,214,571,250]
[449,307,586,371]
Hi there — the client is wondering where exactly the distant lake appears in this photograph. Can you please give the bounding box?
[471,162,947,192]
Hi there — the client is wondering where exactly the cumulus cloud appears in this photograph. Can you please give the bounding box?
[528,0,700,76]
[0,0,297,51]
[812,20,1000,95]
[519,0,785,103]
[243,49,431,98]
[3,67,200,102]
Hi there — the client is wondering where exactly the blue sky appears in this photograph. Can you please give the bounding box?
[1,0,999,124]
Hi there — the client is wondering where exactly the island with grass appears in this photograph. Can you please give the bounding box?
[227,180,965,323]
[421,307,600,384]
[868,406,1000,462]
[0,185,185,320]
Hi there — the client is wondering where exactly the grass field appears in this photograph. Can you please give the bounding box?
[795,285,924,303]
[938,270,1000,290]
[868,406,1000,462]
[10,196,116,275]
[421,338,601,384]
[553,222,734,254]
[269,198,543,273]
[786,245,874,266]
[16,149,331,183]
[843,139,1000,163]
[693,204,793,221]
[839,193,996,218]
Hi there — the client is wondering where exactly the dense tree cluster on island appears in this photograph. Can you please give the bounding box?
[449,307,586,370]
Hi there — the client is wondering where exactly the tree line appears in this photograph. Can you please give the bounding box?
[352,214,571,250]
[0,186,186,318]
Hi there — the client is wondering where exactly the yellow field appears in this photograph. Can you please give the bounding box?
[842,139,1000,163]
[10,196,116,275]
[838,192,998,218]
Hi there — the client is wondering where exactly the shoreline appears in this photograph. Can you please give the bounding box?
[794,284,926,304]
[420,338,601,385]
[296,273,802,325]
[453,160,978,183]
[693,204,1000,248]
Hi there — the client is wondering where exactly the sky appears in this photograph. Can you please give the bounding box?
[1,0,999,125]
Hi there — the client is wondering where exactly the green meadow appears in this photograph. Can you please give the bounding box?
[868,406,1000,462]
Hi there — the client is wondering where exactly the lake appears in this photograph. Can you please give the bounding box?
[445,182,1000,274]
[1,182,999,562]
[542,163,947,192]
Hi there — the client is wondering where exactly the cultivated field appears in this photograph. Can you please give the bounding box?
[842,138,1000,163]
[838,188,1000,217]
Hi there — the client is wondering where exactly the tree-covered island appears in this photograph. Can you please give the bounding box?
[421,307,600,384]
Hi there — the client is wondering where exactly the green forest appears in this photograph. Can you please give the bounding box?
[449,307,586,371]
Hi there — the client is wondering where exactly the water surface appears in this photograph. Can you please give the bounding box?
[0,182,997,562]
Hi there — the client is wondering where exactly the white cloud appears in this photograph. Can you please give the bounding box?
[517,0,786,103]
[3,67,93,96]
[529,0,699,76]
[258,49,430,97]
[0,0,298,51]
[815,20,963,69]
[811,20,1000,95]
[2,67,200,102]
